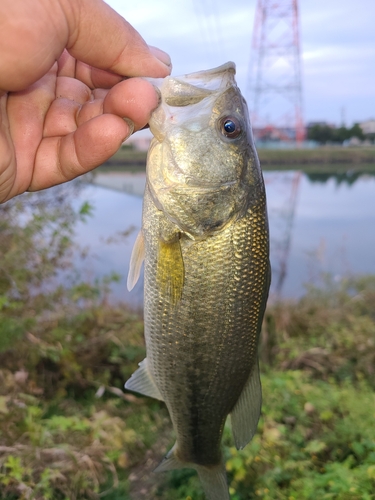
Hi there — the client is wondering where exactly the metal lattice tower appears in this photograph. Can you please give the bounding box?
[249,0,304,143]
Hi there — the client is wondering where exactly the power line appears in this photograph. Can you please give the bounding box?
[191,0,226,61]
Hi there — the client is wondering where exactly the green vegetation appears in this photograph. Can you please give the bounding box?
[0,188,374,499]
[307,123,368,145]
[257,147,375,170]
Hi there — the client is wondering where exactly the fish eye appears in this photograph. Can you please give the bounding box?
[219,116,242,139]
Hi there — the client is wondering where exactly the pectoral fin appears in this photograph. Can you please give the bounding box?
[125,358,163,401]
[156,235,184,305]
[230,359,262,450]
[127,231,145,291]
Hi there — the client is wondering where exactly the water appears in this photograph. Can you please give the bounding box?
[266,171,375,297]
[73,170,375,307]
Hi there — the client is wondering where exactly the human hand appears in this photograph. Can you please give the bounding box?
[0,0,171,203]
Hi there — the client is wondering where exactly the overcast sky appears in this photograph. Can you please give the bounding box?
[107,0,374,127]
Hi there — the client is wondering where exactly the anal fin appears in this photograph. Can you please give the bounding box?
[154,445,181,473]
[125,358,163,401]
[230,358,262,450]
[127,231,145,291]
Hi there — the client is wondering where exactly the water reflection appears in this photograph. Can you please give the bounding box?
[72,184,144,308]
[306,170,375,186]
[74,169,375,307]
[267,171,375,299]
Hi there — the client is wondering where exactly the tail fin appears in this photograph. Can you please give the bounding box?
[155,444,230,500]
[197,464,230,500]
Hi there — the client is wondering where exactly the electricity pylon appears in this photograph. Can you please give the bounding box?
[249,0,305,143]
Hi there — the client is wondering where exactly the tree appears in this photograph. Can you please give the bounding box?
[349,123,365,140]
[307,123,366,144]
[307,124,335,144]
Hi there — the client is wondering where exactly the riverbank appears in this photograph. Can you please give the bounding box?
[0,274,374,499]
[1,192,374,499]
[99,146,375,173]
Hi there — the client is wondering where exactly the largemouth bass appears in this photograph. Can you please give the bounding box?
[126,62,270,500]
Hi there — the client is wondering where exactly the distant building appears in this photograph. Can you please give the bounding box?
[253,125,300,142]
[359,119,375,135]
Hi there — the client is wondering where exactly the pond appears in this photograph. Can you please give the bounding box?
[73,169,375,308]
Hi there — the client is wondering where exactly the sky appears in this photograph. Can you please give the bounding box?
[106,0,375,128]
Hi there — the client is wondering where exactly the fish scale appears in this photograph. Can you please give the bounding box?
[126,62,270,500]
[142,187,269,464]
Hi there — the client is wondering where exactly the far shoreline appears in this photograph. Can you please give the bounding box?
[97,145,375,175]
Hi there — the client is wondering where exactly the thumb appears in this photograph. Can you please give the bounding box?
[65,0,171,78]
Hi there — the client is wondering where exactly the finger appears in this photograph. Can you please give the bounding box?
[30,114,131,191]
[0,123,15,203]
[44,76,159,139]
[104,78,160,131]
[77,99,104,127]
[43,98,80,137]
[92,89,107,100]
[149,46,172,67]
[55,76,92,103]
[0,0,171,93]
[64,0,171,78]
[76,62,123,89]
[57,53,118,93]
[6,64,58,195]
[0,0,68,91]
[58,51,124,90]
[44,96,106,136]
[57,50,77,78]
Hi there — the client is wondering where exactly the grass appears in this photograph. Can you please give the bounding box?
[257,147,375,168]
[0,273,374,499]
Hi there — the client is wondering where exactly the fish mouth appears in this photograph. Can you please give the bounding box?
[179,61,236,81]
[144,61,237,107]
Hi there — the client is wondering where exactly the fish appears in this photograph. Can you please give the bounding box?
[125,62,270,500]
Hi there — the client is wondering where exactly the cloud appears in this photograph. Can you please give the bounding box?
[106,0,375,125]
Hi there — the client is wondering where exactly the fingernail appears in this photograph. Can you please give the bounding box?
[152,85,162,107]
[123,118,135,139]
[149,46,172,68]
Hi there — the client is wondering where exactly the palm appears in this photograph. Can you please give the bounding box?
[0,0,170,204]
[0,52,158,203]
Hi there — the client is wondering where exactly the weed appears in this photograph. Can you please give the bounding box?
[0,188,374,499]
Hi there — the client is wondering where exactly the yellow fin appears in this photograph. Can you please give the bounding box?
[156,236,184,305]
